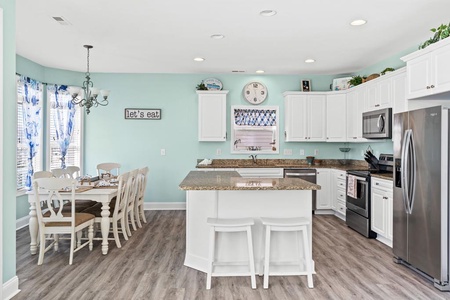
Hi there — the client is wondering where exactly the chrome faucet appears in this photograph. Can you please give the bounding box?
[249,154,257,164]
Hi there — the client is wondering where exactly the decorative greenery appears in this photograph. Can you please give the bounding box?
[196,82,208,90]
[419,22,450,49]
[348,75,364,87]
[381,67,395,75]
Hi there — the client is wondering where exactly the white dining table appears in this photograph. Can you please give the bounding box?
[27,187,118,255]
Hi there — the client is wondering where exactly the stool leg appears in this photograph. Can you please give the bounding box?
[301,226,314,288]
[206,227,215,290]
[263,225,271,289]
[246,226,256,289]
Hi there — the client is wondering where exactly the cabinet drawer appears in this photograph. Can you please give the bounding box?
[372,178,393,192]
[336,188,346,202]
[335,170,346,180]
[237,168,283,178]
[336,178,346,190]
[336,200,346,215]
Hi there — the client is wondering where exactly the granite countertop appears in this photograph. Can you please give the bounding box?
[196,158,369,172]
[179,171,321,191]
[371,173,393,181]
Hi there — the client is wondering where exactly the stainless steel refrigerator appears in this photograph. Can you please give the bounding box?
[393,105,450,290]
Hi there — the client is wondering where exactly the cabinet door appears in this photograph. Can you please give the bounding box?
[433,44,450,94]
[316,169,331,209]
[377,79,392,108]
[387,194,393,241]
[392,71,407,114]
[346,88,366,141]
[326,94,347,142]
[308,95,327,141]
[366,83,378,111]
[406,53,433,99]
[285,95,308,141]
[371,188,387,236]
[198,92,227,141]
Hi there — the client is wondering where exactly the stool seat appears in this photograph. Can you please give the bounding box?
[261,217,309,227]
[206,217,256,290]
[207,217,254,227]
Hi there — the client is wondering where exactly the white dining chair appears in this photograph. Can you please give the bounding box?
[124,169,139,235]
[33,171,53,179]
[65,166,81,179]
[51,168,70,178]
[134,167,149,228]
[81,171,130,248]
[33,177,95,265]
[97,162,121,178]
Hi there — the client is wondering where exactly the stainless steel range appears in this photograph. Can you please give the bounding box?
[345,153,393,238]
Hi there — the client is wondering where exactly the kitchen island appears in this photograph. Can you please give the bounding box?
[179,170,321,275]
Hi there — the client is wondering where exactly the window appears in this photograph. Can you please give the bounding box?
[231,106,279,154]
[47,85,83,171]
[16,75,43,191]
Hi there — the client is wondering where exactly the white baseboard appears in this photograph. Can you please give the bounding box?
[144,202,186,210]
[16,215,30,230]
[3,276,20,300]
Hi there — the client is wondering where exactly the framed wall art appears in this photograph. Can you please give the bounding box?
[301,79,311,92]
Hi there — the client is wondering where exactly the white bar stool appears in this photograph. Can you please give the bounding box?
[206,217,256,290]
[261,217,313,289]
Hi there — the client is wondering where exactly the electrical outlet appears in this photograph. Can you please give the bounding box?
[216,149,222,155]
[314,149,319,156]
[160,149,166,156]
[300,149,305,155]
[284,149,293,155]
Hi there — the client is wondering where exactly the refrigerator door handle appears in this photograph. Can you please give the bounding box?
[408,130,417,213]
[401,129,412,214]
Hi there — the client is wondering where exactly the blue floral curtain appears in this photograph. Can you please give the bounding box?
[18,76,43,189]
[47,84,77,169]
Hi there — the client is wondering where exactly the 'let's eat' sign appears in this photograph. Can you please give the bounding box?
[124,108,161,120]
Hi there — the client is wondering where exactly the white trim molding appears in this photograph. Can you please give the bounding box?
[16,215,30,230]
[3,276,20,300]
[144,202,186,211]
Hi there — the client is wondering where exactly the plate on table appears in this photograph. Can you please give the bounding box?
[203,78,223,90]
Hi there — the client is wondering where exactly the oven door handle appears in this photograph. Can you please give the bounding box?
[346,175,367,181]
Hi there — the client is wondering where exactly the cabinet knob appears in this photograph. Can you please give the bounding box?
[427,86,431,89]
[383,196,388,199]
[375,104,380,107]
[375,182,379,185]
[431,85,435,88]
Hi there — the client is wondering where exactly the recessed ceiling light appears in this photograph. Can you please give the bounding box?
[305,59,315,63]
[350,19,367,26]
[260,10,277,17]
[256,70,265,74]
[211,34,225,39]
[193,57,205,62]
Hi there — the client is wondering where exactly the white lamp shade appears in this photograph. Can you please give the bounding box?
[68,86,81,96]
[100,89,110,98]
[90,87,100,97]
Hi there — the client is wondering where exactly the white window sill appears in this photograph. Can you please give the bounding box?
[16,189,28,197]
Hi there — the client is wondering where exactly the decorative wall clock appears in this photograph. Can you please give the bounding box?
[243,82,268,105]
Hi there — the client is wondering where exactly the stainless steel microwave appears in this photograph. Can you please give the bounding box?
[362,108,392,139]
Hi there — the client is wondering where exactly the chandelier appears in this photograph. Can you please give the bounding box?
[69,45,110,114]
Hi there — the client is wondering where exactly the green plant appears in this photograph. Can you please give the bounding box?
[348,75,364,87]
[196,82,208,90]
[419,22,450,49]
[381,67,395,75]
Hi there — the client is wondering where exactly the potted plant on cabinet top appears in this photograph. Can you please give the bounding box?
[419,22,450,49]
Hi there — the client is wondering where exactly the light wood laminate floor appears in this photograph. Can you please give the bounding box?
[14,211,450,300]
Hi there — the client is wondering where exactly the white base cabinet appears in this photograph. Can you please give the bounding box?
[316,169,331,210]
[197,90,228,141]
[371,177,393,247]
[331,169,346,219]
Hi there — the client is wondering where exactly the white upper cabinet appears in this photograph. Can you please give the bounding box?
[391,69,407,114]
[346,86,366,142]
[197,90,228,142]
[365,78,392,111]
[326,93,347,142]
[401,38,450,100]
[284,92,326,142]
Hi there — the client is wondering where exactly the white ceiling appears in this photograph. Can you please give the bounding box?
[16,0,450,75]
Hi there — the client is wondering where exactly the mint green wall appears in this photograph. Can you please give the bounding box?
[1,0,17,283]
[15,55,400,216]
